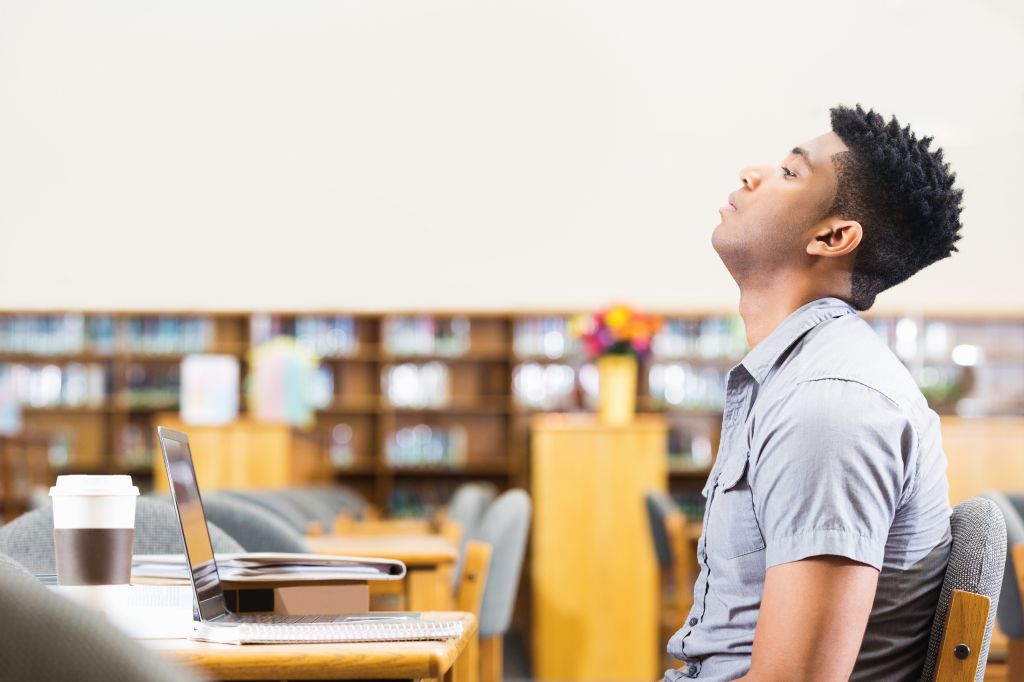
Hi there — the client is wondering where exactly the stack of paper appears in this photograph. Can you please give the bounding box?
[51,584,195,639]
[132,552,406,583]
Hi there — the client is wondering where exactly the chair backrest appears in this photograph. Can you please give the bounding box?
[993,492,1024,639]
[0,496,244,574]
[448,482,499,587]
[469,489,531,638]
[0,551,34,580]
[0,551,199,682]
[219,490,309,533]
[270,490,335,527]
[645,490,696,620]
[920,496,1007,682]
[645,490,675,569]
[302,485,369,520]
[448,482,498,538]
[202,492,310,553]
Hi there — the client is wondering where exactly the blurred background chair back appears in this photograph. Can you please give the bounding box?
[273,489,340,532]
[217,490,309,533]
[982,491,1024,679]
[645,489,696,649]
[645,490,675,570]
[0,551,199,682]
[303,485,370,520]
[0,496,243,574]
[202,492,310,553]
[921,496,1006,682]
[449,481,499,587]
[468,488,531,682]
[448,482,498,537]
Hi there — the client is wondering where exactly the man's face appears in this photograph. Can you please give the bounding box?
[712,131,849,281]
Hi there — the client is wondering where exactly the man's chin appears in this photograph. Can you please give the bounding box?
[710,225,745,274]
[711,222,729,253]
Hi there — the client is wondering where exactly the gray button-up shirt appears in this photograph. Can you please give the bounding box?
[665,298,951,681]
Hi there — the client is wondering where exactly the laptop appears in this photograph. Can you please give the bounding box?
[155,426,462,644]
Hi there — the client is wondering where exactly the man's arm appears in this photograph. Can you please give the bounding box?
[740,556,879,682]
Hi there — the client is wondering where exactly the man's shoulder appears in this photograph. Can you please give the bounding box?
[781,313,925,411]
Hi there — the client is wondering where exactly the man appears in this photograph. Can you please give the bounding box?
[665,105,964,681]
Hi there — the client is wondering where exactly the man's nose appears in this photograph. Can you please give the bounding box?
[739,166,762,191]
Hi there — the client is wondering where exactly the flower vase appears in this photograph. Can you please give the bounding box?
[596,354,638,425]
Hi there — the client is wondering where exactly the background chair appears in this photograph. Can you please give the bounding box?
[981,491,1024,678]
[464,488,531,682]
[921,496,1007,682]
[453,539,492,682]
[0,496,244,574]
[0,551,33,580]
[218,490,310,533]
[202,492,310,553]
[273,489,342,533]
[448,482,498,536]
[449,481,499,586]
[646,490,697,652]
[0,551,199,682]
[304,485,371,522]
[456,540,492,616]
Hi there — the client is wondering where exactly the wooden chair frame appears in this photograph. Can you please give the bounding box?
[455,541,491,682]
[933,589,991,681]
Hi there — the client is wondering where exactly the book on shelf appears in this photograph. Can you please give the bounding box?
[180,355,240,425]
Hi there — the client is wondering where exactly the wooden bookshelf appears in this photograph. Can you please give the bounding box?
[0,310,1021,518]
[0,431,52,522]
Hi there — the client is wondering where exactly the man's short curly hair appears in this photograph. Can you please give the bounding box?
[828,105,964,310]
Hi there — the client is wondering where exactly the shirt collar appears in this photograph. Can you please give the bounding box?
[739,297,855,384]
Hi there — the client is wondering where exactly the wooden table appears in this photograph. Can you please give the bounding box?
[307,535,459,611]
[146,612,477,681]
[333,518,436,536]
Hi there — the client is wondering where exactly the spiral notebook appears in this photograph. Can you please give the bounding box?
[193,613,464,645]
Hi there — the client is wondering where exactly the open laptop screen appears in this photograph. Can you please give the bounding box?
[156,426,228,621]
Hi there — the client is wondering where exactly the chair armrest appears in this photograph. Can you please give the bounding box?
[934,589,990,682]
[456,540,492,616]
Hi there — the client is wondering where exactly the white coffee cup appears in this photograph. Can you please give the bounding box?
[49,475,140,585]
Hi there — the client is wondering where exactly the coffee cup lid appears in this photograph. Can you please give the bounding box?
[49,475,140,497]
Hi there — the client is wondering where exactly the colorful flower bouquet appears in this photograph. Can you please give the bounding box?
[572,305,663,424]
[572,305,663,358]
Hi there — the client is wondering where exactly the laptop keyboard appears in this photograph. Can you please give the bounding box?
[224,613,342,624]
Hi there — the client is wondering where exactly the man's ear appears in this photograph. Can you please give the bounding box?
[807,219,862,258]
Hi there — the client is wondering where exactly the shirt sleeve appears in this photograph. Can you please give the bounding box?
[749,377,915,570]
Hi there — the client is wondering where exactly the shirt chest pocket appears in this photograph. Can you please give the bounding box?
[712,453,766,560]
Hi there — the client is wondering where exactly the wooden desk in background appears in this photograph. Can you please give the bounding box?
[333,518,436,536]
[146,612,476,681]
[307,535,459,611]
[328,516,463,548]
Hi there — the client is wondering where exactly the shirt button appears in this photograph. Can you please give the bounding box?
[687,663,699,676]
[688,617,698,626]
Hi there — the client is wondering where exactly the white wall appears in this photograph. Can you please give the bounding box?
[0,0,1021,313]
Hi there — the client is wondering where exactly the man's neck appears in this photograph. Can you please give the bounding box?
[738,285,829,349]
